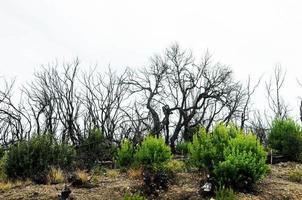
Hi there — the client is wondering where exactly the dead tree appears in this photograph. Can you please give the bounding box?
[52,59,82,144]
[240,76,262,130]
[265,65,289,120]
[81,67,129,143]
[124,43,246,150]
[23,67,59,136]
[124,55,169,138]
[0,79,31,146]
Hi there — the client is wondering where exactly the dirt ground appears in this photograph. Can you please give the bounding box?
[0,162,301,200]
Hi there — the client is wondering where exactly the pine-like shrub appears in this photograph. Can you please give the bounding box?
[5,134,75,181]
[189,124,238,171]
[215,186,237,200]
[268,118,302,161]
[117,139,135,169]
[77,128,114,169]
[189,127,216,171]
[175,141,190,155]
[213,134,269,189]
[135,135,172,195]
[52,142,75,170]
[0,153,7,181]
[164,160,186,173]
[135,135,172,167]
[189,123,269,190]
[0,146,4,159]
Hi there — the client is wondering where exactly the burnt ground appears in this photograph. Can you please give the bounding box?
[0,162,301,200]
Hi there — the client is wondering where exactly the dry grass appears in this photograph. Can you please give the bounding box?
[127,168,142,179]
[47,167,65,184]
[288,168,302,183]
[91,175,102,184]
[106,169,119,178]
[76,169,89,183]
[0,181,12,191]
[0,179,32,191]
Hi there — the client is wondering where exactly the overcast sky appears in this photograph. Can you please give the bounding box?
[1,0,302,118]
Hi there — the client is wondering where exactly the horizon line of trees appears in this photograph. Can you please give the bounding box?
[0,43,297,151]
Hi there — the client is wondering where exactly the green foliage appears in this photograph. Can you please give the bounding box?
[135,135,172,167]
[213,134,269,188]
[91,164,106,176]
[0,146,4,159]
[134,135,172,194]
[164,160,186,173]
[117,139,135,169]
[189,123,269,190]
[4,134,75,180]
[123,193,146,200]
[268,118,302,161]
[175,141,190,155]
[77,128,114,169]
[215,186,237,200]
[189,124,238,171]
[52,142,76,170]
[0,153,8,181]
[288,169,302,183]
[189,127,216,171]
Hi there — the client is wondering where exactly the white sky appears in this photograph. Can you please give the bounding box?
[1,0,302,118]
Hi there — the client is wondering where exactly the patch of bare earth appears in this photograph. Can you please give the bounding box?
[239,162,302,200]
[0,162,302,200]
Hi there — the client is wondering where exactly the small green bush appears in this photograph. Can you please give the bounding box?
[164,160,186,173]
[135,135,172,194]
[288,169,302,183]
[213,134,269,189]
[91,164,106,176]
[52,142,75,170]
[215,186,237,200]
[77,128,114,169]
[189,123,269,190]
[117,139,135,169]
[0,153,8,181]
[135,135,172,167]
[268,118,302,161]
[0,146,5,159]
[5,134,75,181]
[189,127,216,171]
[123,193,146,200]
[175,142,190,155]
[189,124,238,171]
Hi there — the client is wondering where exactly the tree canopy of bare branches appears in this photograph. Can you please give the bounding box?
[0,43,277,150]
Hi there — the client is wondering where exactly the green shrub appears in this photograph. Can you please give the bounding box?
[189,123,269,190]
[52,143,75,170]
[0,146,5,159]
[91,164,106,176]
[175,142,190,155]
[213,134,269,189]
[189,127,216,171]
[0,153,8,181]
[123,193,146,200]
[268,118,302,161]
[5,134,75,181]
[77,128,114,169]
[117,139,135,169]
[189,124,237,171]
[288,169,302,183]
[135,135,172,194]
[164,160,186,173]
[215,186,237,200]
[135,135,172,167]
